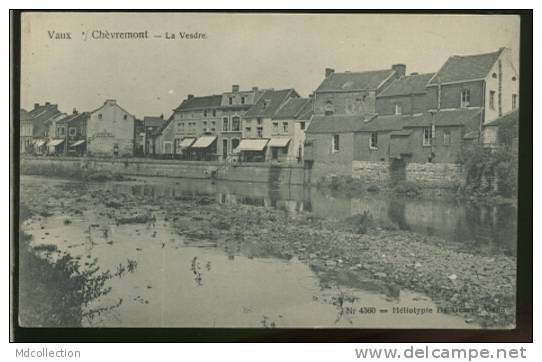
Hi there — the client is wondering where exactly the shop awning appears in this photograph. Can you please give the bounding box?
[48,139,65,147]
[268,137,291,148]
[34,140,45,147]
[190,136,217,149]
[235,139,269,152]
[179,137,196,148]
[70,139,86,147]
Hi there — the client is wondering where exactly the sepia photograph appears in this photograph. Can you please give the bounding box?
[10,10,531,342]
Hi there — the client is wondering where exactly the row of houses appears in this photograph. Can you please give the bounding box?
[20,47,519,172]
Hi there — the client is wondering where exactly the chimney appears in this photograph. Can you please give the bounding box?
[72,108,78,115]
[325,68,335,78]
[410,72,419,76]
[392,64,406,79]
[252,86,259,92]
[34,103,39,110]
[104,99,117,106]
[232,84,240,93]
[45,101,51,106]
[187,94,194,100]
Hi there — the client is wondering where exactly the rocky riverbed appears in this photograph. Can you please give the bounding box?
[19,176,516,328]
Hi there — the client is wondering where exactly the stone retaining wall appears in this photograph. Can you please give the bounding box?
[21,157,306,185]
[352,160,463,188]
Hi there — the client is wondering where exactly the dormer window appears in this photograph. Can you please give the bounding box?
[394,103,402,115]
[460,89,470,108]
[263,99,271,109]
[492,72,498,79]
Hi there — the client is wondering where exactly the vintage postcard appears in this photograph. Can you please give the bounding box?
[13,11,522,332]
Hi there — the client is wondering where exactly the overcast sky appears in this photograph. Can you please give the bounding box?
[21,12,520,118]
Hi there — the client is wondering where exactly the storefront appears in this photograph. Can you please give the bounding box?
[235,139,269,162]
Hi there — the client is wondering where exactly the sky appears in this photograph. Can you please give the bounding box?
[20,12,520,118]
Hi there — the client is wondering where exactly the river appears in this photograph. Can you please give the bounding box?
[20,175,514,328]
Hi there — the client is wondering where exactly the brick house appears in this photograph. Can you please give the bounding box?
[21,102,64,155]
[426,48,518,124]
[238,88,300,162]
[53,110,89,156]
[87,99,136,157]
[305,66,401,179]
[218,85,265,161]
[269,97,312,163]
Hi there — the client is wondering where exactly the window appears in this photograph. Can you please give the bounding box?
[512,94,518,109]
[232,117,240,131]
[369,132,378,149]
[489,91,496,110]
[245,127,251,134]
[492,72,498,79]
[58,127,65,136]
[273,122,279,133]
[257,126,263,138]
[283,122,288,133]
[332,134,340,152]
[69,127,76,136]
[263,99,270,109]
[443,129,451,146]
[123,114,128,120]
[204,110,208,117]
[211,121,216,126]
[460,89,470,108]
[212,110,216,117]
[229,97,233,105]
[394,103,402,115]
[257,118,263,125]
[98,114,102,120]
[299,121,306,130]
[423,127,432,146]
[512,76,517,81]
[241,97,246,105]
[325,100,334,116]
[223,117,229,132]
[203,121,207,126]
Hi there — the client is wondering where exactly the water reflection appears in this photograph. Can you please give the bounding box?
[108,177,517,255]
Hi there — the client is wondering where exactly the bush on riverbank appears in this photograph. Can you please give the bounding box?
[20,162,127,182]
[458,144,518,201]
[18,204,117,327]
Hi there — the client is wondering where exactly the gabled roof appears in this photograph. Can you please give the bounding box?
[402,108,482,128]
[484,108,519,127]
[378,73,435,97]
[56,112,90,125]
[427,49,504,86]
[315,69,395,93]
[22,104,63,137]
[306,108,482,135]
[305,114,378,134]
[174,95,222,112]
[296,98,314,121]
[143,116,165,128]
[273,98,310,119]
[244,89,299,118]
